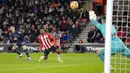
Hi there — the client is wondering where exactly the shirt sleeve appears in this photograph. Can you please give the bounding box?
[37,35,40,43]
[47,33,56,44]
[90,19,101,29]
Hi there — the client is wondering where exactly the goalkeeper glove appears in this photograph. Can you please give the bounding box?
[89,10,97,20]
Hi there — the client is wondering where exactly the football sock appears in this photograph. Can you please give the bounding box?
[13,49,21,55]
[24,49,30,57]
[57,54,60,60]
[98,54,104,62]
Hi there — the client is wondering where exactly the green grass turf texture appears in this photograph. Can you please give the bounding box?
[0,53,130,73]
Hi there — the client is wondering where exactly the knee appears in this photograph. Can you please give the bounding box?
[12,45,18,50]
[56,49,60,54]
[22,45,27,50]
[96,50,101,54]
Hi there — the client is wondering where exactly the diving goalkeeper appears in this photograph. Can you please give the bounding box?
[89,10,130,70]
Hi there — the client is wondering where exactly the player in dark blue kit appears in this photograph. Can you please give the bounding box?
[8,26,31,60]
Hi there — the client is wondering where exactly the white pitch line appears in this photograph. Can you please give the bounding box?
[0,64,82,72]
[0,64,100,72]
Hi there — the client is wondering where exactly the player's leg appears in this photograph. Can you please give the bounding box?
[97,48,114,71]
[114,38,130,58]
[44,49,50,60]
[122,49,130,58]
[11,44,23,59]
[121,44,130,58]
[38,49,50,62]
[22,45,31,60]
[97,48,105,62]
[51,45,64,62]
[52,46,61,60]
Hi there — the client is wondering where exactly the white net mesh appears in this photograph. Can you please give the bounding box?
[112,0,130,73]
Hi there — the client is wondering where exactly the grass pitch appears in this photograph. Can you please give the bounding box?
[0,53,130,73]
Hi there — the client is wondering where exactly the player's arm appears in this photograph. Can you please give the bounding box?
[47,33,56,44]
[6,37,10,44]
[37,35,43,52]
[8,34,14,43]
[36,36,40,43]
[91,19,101,29]
[18,31,24,39]
[89,10,100,29]
[5,35,10,44]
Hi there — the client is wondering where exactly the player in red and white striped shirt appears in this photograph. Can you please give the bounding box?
[38,28,63,62]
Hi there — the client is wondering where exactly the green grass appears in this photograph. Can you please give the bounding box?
[0,53,129,73]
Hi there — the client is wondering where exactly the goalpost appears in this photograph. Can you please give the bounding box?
[104,0,113,73]
[105,0,130,73]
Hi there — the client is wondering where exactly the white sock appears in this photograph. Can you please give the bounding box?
[20,54,23,56]
[38,56,44,62]
[41,56,44,59]
[57,54,60,60]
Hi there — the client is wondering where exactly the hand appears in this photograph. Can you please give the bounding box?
[89,10,96,20]
[14,38,17,40]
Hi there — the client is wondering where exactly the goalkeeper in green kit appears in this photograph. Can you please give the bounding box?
[89,10,130,70]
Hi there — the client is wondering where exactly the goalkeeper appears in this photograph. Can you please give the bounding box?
[89,10,130,69]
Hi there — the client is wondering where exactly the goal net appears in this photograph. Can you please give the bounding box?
[109,0,130,73]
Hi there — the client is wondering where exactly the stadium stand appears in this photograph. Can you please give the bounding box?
[0,0,88,49]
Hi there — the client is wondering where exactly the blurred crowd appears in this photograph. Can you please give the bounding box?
[87,28,104,43]
[87,16,130,43]
[87,0,130,43]
[0,0,89,49]
[87,18,104,43]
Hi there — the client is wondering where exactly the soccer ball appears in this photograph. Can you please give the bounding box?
[70,1,79,9]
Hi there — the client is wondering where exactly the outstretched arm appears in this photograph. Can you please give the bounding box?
[90,19,101,29]
[89,10,100,29]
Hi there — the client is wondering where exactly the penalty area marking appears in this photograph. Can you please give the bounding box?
[0,64,100,72]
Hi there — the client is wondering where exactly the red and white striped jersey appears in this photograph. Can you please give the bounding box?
[38,33,56,51]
